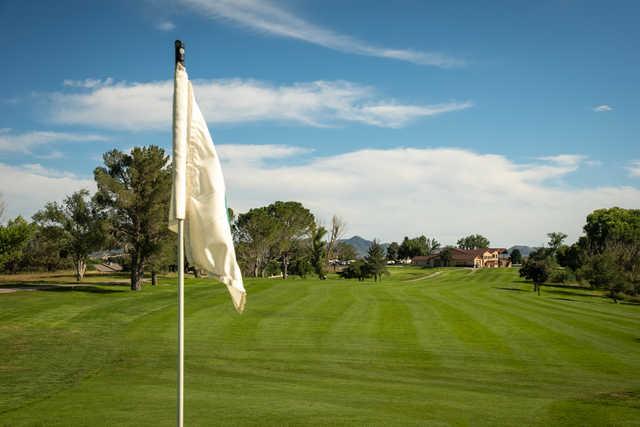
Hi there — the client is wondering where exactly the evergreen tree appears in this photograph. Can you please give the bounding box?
[309,224,328,279]
[94,146,172,290]
[509,248,522,265]
[365,239,388,282]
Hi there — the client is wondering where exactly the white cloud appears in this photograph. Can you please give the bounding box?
[0,129,108,154]
[216,145,640,246]
[156,20,175,31]
[178,0,463,67]
[0,163,95,221]
[593,104,613,112]
[63,78,114,89]
[627,160,640,178]
[47,78,472,130]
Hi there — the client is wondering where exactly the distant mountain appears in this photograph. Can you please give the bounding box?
[338,236,389,258]
[508,245,538,257]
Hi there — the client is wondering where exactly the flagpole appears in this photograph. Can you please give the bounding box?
[175,39,185,427]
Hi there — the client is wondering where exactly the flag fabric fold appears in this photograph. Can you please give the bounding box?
[170,62,246,313]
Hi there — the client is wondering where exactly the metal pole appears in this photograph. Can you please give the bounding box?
[175,39,185,427]
[177,219,184,427]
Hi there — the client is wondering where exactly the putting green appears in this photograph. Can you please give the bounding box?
[1,267,639,426]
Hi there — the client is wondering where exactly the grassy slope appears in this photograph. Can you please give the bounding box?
[1,268,639,426]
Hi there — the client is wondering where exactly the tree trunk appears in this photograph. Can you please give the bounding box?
[151,270,158,286]
[74,259,86,282]
[130,253,143,291]
[282,253,289,279]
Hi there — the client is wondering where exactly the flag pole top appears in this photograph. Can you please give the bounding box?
[175,40,185,65]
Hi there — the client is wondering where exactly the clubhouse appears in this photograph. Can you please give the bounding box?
[412,248,511,268]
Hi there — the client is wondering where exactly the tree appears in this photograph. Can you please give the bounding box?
[32,190,105,281]
[326,215,346,261]
[335,242,357,261]
[24,220,68,272]
[510,248,522,265]
[268,201,315,279]
[310,224,328,279]
[338,260,370,281]
[439,247,453,267]
[94,146,172,290]
[0,216,34,273]
[398,235,440,259]
[547,232,568,256]
[583,207,640,254]
[457,234,490,250]
[386,241,399,262]
[234,206,279,277]
[365,239,388,282]
[519,250,551,295]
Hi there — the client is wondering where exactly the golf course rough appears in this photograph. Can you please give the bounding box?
[1,267,639,426]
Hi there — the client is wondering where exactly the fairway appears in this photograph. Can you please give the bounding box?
[1,267,639,426]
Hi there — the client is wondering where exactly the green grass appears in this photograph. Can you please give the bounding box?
[1,267,639,426]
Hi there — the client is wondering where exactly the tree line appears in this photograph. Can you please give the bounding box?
[0,145,351,289]
[519,208,640,301]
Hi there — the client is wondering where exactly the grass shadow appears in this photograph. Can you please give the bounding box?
[0,283,126,294]
[494,287,528,292]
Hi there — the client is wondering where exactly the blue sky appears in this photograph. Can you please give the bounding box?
[1,0,639,246]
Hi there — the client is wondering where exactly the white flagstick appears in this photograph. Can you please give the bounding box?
[174,39,186,427]
[177,219,184,427]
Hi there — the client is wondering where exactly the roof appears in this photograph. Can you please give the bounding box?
[413,248,508,262]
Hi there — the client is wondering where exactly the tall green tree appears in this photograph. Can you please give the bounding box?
[0,216,34,273]
[519,248,551,295]
[234,206,279,277]
[386,241,399,262]
[547,232,568,256]
[335,242,357,261]
[365,239,388,282]
[32,190,105,281]
[268,201,315,279]
[398,235,440,259]
[94,146,172,290]
[510,248,522,265]
[457,234,490,250]
[309,224,328,279]
[439,247,453,267]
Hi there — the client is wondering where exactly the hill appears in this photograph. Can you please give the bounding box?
[338,235,389,257]
[1,268,639,425]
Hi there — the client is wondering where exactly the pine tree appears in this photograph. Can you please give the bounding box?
[365,239,388,282]
[94,146,171,291]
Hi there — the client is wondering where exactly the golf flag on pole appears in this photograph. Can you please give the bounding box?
[169,61,246,313]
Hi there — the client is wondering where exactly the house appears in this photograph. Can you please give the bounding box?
[412,248,511,268]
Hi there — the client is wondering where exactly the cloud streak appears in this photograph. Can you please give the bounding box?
[0,129,108,154]
[178,0,463,67]
[593,104,613,112]
[627,160,640,178]
[47,78,472,130]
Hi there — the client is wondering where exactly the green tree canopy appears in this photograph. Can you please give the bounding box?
[0,216,34,274]
[32,190,105,281]
[457,234,490,250]
[94,146,172,290]
[365,239,388,282]
[509,249,522,265]
[386,241,399,261]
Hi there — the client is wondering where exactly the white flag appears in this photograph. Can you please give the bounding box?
[169,62,246,313]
